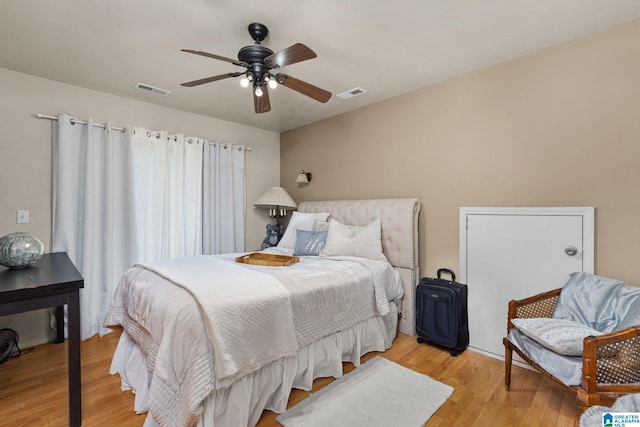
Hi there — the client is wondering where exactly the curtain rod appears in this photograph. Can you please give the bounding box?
[35,113,251,151]
[37,113,126,133]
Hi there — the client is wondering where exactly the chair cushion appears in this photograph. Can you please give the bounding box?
[511,318,602,356]
[507,329,582,385]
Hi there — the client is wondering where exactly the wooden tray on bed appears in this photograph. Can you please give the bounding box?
[235,252,299,267]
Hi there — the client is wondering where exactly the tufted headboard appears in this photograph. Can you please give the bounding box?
[298,198,421,336]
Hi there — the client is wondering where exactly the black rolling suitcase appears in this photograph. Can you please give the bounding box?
[416,268,469,356]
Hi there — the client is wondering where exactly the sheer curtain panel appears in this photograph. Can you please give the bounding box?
[203,141,246,254]
[52,113,136,339]
[131,129,204,263]
[52,116,246,340]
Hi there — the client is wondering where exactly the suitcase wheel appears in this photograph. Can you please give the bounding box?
[450,349,458,357]
[417,337,426,344]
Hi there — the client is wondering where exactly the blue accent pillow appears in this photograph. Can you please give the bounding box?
[293,230,328,256]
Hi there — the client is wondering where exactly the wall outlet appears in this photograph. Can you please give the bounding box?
[17,210,29,224]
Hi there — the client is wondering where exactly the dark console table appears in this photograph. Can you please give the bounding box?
[0,252,84,427]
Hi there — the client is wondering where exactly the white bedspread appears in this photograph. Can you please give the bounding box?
[105,254,403,427]
[267,255,399,347]
[139,256,298,388]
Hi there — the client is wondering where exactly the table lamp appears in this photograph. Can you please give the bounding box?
[254,187,297,249]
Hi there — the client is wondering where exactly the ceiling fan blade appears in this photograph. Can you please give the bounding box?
[265,43,317,68]
[181,72,242,87]
[254,86,271,114]
[181,49,249,68]
[275,73,331,103]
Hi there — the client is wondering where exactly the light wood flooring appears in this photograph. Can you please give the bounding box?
[0,327,581,426]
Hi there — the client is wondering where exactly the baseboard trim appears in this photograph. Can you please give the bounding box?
[468,345,536,371]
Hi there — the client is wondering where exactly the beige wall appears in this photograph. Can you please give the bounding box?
[0,68,280,346]
[281,21,640,285]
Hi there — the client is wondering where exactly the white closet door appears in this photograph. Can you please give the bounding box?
[459,207,594,359]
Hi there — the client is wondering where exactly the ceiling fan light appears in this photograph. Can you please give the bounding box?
[240,77,249,88]
[255,87,263,97]
[269,79,277,89]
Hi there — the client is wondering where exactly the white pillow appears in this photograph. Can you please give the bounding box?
[312,219,330,231]
[512,318,603,356]
[277,211,330,251]
[321,218,387,261]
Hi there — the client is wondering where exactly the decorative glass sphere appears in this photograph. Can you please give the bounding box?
[0,232,44,269]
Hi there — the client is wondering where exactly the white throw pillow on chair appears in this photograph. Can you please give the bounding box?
[512,318,603,356]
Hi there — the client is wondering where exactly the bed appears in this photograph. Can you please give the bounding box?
[104,198,421,427]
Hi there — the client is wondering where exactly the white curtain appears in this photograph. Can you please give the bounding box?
[131,128,204,263]
[202,141,246,254]
[52,114,136,339]
[52,117,246,340]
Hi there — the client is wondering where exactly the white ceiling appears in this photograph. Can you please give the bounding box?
[2,1,640,132]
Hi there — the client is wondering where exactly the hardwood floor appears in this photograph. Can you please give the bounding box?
[0,327,581,426]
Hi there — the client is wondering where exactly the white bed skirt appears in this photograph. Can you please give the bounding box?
[110,303,398,427]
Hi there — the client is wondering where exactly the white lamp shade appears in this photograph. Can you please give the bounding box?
[254,187,297,209]
[296,172,309,183]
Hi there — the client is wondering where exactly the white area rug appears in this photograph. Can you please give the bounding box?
[276,356,454,427]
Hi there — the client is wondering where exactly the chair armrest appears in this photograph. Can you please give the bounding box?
[506,288,562,332]
[582,326,640,394]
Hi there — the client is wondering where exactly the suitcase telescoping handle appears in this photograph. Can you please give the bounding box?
[436,268,456,282]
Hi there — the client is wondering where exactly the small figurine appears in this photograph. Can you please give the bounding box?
[261,223,283,250]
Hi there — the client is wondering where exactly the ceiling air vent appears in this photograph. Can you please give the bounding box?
[337,87,367,100]
[135,82,171,96]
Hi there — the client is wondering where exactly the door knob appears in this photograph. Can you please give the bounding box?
[564,246,578,256]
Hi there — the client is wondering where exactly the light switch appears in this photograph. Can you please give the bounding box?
[17,210,29,224]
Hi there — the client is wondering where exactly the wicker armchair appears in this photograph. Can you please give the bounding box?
[503,288,640,409]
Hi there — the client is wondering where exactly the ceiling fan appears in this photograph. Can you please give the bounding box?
[181,23,332,114]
